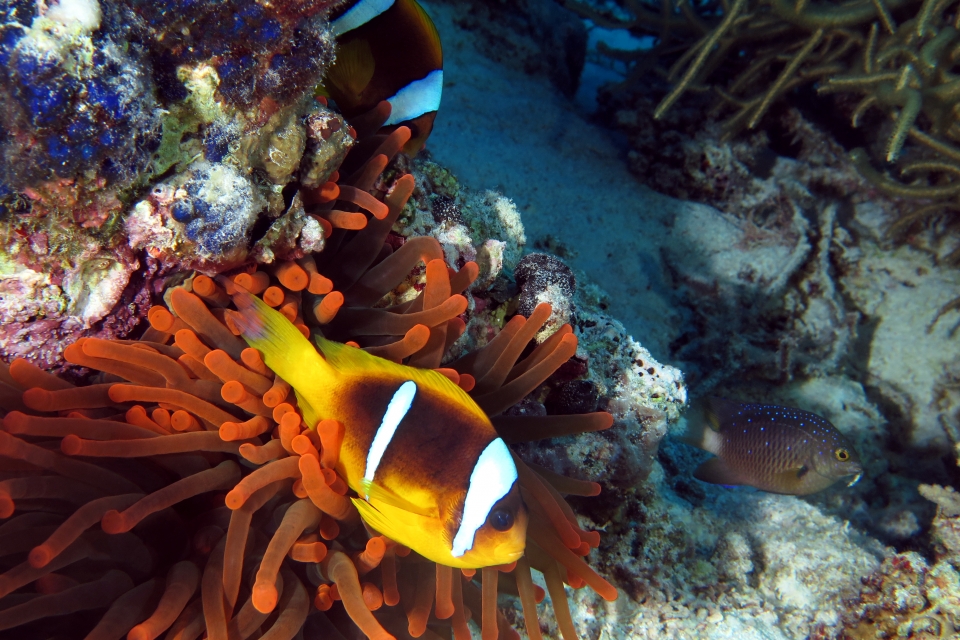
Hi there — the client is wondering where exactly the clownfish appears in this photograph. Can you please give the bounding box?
[228,290,527,568]
[682,398,864,495]
[323,0,443,155]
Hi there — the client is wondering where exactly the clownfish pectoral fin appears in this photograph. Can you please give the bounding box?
[293,389,322,434]
[360,479,437,518]
[352,496,430,549]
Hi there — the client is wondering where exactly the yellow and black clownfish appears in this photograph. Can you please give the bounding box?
[323,0,443,155]
[228,289,527,569]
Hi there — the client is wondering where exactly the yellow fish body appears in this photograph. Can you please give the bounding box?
[229,290,527,568]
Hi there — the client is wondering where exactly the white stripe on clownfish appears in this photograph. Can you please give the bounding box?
[364,380,416,497]
[383,69,443,126]
[451,438,517,557]
[332,0,396,36]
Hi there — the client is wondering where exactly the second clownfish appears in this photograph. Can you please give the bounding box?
[323,0,443,155]
[228,289,527,568]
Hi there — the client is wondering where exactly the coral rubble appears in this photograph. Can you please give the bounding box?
[594,83,960,451]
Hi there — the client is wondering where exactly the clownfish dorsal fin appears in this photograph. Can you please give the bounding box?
[326,38,376,103]
[361,479,437,518]
[406,0,442,60]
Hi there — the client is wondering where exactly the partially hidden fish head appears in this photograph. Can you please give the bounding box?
[808,431,864,486]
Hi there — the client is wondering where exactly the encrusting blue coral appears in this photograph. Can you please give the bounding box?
[122,0,335,106]
[1,6,160,188]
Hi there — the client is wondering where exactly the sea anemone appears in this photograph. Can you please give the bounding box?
[0,125,617,640]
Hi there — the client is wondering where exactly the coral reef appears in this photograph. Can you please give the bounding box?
[832,481,960,636]
[0,68,686,635]
[565,0,960,231]
[0,123,618,639]
[0,0,343,368]
[835,551,960,637]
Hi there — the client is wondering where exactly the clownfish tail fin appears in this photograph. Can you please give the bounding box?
[224,284,335,391]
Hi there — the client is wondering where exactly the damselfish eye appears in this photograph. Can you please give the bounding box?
[835,448,849,461]
[489,508,514,532]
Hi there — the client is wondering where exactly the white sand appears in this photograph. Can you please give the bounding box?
[420,1,688,358]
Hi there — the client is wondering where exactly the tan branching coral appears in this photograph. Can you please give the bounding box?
[566,0,960,250]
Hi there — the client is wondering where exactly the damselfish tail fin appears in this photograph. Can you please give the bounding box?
[675,397,723,455]
[223,284,335,416]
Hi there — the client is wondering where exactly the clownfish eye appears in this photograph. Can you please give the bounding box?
[489,508,514,532]
[835,448,850,462]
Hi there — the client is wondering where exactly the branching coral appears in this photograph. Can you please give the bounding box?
[0,125,617,640]
[566,0,960,254]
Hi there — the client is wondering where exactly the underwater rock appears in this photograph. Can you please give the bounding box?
[841,243,960,451]
[613,94,960,452]
[300,109,353,189]
[646,110,889,388]
[128,160,263,267]
[1,4,161,191]
[920,484,960,566]
[545,379,600,415]
[250,192,326,264]
[119,0,336,107]
[0,0,343,366]
[516,252,577,341]
[0,249,165,370]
